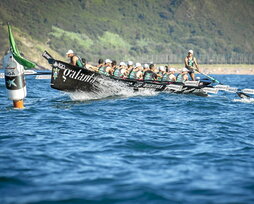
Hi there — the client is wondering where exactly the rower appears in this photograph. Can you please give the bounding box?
[135,63,143,80]
[161,67,176,82]
[128,63,143,80]
[165,65,169,72]
[143,64,149,71]
[169,68,177,82]
[109,60,117,75]
[88,58,103,72]
[176,68,189,82]
[125,61,133,75]
[66,49,84,68]
[113,61,127,78]
[119,62,128,78]
[98,59,112,76]
[157,66,166,80]
[127,61,134,70]
[184,50,200,81]
[97,59,104,68]
[143,64,157,81]
[153,65,160,74]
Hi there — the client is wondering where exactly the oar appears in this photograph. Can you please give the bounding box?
[195,69,250,99]
[24,70,51,76]
[195,70,221,84]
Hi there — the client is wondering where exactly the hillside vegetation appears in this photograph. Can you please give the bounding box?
[0,0,254,67]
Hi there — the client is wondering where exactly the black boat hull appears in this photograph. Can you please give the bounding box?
[43,51,210,97]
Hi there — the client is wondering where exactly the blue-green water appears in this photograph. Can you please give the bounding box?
[0,74,254,204]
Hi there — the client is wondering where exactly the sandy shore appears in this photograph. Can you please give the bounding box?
[170,64,254,75]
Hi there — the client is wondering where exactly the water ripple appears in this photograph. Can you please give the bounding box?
[0,75,254,204]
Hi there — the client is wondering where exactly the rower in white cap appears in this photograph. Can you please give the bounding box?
[66,49,84,68]
[143,64,149,71]
[169,68,177,82]
[126,61,133,71]
[128,62,143,80]
[161,67,177,82]
[176,68,189,82]
[184,50,200,81]
[157,66,166,80]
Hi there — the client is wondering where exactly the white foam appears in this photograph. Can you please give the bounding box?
[68,78,158,101]
[35,75,51,79]
[233,98,254,104]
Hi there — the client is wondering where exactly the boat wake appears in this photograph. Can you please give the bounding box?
[233,97,254,104]
[68,78,158,101]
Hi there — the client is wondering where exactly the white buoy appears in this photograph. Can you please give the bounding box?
[4,53,26,109]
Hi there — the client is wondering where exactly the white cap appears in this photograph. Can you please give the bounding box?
[135,62,141,67]
[66,49,74,55]
[169,68,176,72]
[144,64,149,68]
[188,50,193,54]
[159,66,165,71]
[127,61,133,66]
[182,68,189,72]
[120,62,126,66]
[105,59,112,63]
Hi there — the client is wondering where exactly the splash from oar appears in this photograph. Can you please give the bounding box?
[196,70,251,99]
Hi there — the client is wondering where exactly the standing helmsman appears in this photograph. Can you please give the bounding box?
[66,49,84,68]
[184,50,200,81]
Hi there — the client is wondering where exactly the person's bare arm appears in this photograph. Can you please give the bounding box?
[184,75,189,81]
[137,71,143,79]
[184,57,190,68]
[194,57,199,71]
[106,66,114,75]
[71,56,78,66]
[86,64,98,72]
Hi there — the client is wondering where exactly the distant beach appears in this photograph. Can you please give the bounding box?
[169,64,254,75]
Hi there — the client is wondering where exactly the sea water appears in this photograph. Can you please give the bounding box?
[0,74,254,204]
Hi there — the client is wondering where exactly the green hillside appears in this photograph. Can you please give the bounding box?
[0,0,254,67]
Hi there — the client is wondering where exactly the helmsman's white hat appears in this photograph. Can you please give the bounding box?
[66,49,74,55]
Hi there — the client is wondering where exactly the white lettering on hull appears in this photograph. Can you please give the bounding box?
[62,67,97,84]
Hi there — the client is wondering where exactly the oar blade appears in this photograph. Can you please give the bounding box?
[237,92,250,99]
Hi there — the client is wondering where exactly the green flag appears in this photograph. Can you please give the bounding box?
[8,24,36,69]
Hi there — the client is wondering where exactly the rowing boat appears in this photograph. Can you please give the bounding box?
[42,51,217,97]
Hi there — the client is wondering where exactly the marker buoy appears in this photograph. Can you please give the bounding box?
[13,100,25,109]
[4,53,27,109]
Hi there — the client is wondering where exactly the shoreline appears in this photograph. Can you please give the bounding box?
[169,64,254,75]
